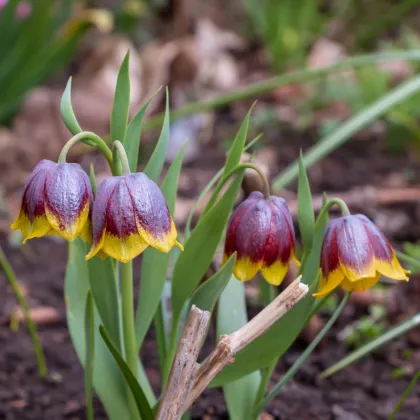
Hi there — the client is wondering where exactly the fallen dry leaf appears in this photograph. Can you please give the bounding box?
[10,306,60,327]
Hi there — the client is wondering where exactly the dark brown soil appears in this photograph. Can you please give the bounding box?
[1,134,420,420]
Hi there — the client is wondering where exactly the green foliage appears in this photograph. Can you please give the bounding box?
[84,291,95,420]
[217,278,261,420]
[0,0,104,124]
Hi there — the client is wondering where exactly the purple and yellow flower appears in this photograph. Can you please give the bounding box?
[224,191,297,286]
[314,214,409,297]
[11,159,93,242]
[85,172,182,263]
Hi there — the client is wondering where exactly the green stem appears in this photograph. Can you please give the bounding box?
[153,302,167,373]
[203,163,270,216]
[143,51,420,131]
[112,140,131,176]
[121,262,139,418]
[390,369,420,419]
[254,292,351,416]
[58,131,113,167]
[0,246,47,378]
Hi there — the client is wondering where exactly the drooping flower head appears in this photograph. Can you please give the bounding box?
[314,214,409,297]
[224,191,297,286]
[86,172,182,263]
[11,159,93,242]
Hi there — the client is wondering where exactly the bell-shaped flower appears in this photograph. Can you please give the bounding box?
[314,214,409,297]
[224,191,297,286]
[11,160,93,242]
[85,172,182,263]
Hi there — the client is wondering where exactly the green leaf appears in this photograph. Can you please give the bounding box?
[321,313,420,379]
[60,77,83,135]
[144,88,170,182]
[190,253,236,313]
[110,51,130,143]
[171,174,244,323]
[84,290,95,420]
[65,239,130,419]
[391,369,420,419]
[223,103,255,175]
[135,144,186,349]
[297,151,315,253]
[211,205,329,386]
[100,326,154,420]
[88,257,122,351]
[217,278,260,420]
[273,73,420,190]
[125,89,161,172]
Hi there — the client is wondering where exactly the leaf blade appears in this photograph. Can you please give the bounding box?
[60,77,83,135]
[100,325,154,420]
[84,290,95,420]
[110,51,130,143]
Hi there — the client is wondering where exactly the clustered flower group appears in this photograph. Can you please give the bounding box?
[223,193,409,296]
[12,159,409,297]
[11,160,182,263]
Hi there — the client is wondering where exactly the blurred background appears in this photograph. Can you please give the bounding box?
[1,0,420,418]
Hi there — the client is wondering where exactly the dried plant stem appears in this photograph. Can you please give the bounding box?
[156,305,211,420]
[182,276,308,413]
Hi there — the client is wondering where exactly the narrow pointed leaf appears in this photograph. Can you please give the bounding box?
[88,257,122,351]
[110,52,130,143]
[298,151,315,252]
[223,103,255,175]
[125,89,160,172]
[217,278,260,420]
[171,174,244,322]
[60,77,82,135]
[100,326,154,420]
[135,144,186,349]
[144,88,170,182]
[211,205,329,386]
[190,253,236,313]
[84,290,95,420]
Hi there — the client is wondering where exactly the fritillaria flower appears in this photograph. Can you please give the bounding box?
[314,214,409,297]
[85,172,182,263]
[224,191,297,286]
[11,160,93,242]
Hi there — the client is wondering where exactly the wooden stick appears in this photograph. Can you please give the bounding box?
[156,305,211,420]
[182,276,308,412]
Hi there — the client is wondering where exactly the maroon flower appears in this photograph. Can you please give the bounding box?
[11,160,93,242]
[85,172,182,262]
[314,214,409,297]
[224,191,297,285]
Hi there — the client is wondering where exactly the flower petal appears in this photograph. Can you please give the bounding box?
[337,216,375,282]
[125,173,177,252]
[85,177,120,260]
[44,163,92,240]
[261,261,289,286]
[313,269,344,298]
[101,231,148,263]
[357,215,410,281]
[340,273,381,292]
[233,257,261,281]
[11,167,51,242]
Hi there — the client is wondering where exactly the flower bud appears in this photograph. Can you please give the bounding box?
[224,191,297,286]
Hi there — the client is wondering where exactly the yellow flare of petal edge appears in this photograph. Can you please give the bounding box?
[313,269,344,298]
[339,258,376,283]
[99,232,148,263]
[261,261,289,286]
[136,218,178,253]
[85,229,106,260]
[375,253,410,281]
[233,257,261,281]
[340,273,381,292]
[45,202,90,241]
[11,212,51,243]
